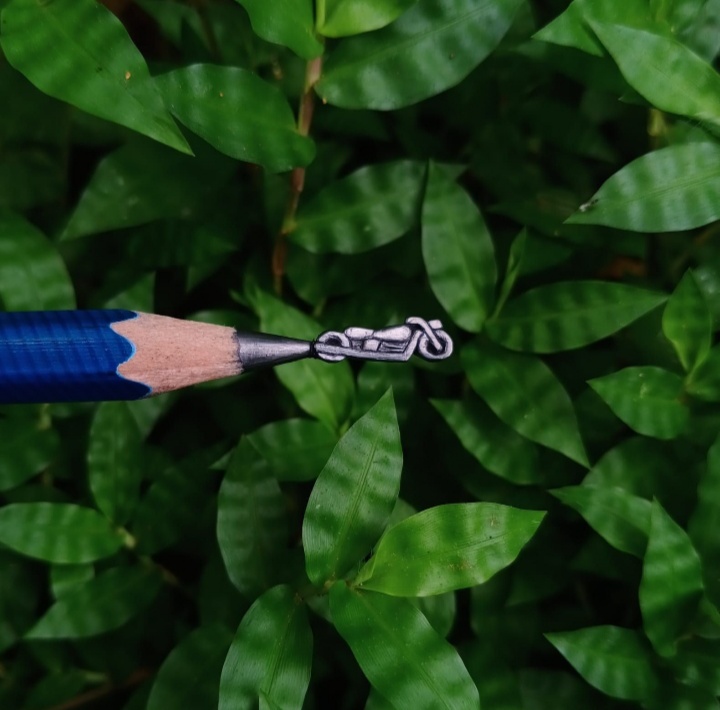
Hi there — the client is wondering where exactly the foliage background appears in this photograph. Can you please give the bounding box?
[2,0,720,708]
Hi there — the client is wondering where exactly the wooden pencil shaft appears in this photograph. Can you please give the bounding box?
[0,310,311,404]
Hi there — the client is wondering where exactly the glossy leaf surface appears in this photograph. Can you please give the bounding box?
[533,0,652,57]
[583,437,687,512]
[687,345,720,402]
[317,0,523,109]
[247,419,337,481]
[589,366,688,440]
[148,624,233,710]
[50,564,94,600]
[291,160,425,254]
[0,503,123,563]
[87,401,142,526]
[640,500,703,658]
[156,64,314,172]
[0,0,189,153]
[432,397,540,484]
[26,565,161,639]
[567,143,720,232]
[590,21,720,129]
[463,340,588,466]
[546,626,658,700]
[487,281,666,352]
[357,502,546,596]
[219,585,312,710]
[330,583,479,708]
[552,485,651,557]
[0,418,58,492]
[320,0,418,37]
[217,439,286,595]
[234,0,322,58]
[62,139,235,240]
[0,211,74,310]
[303,389,401,585]
[662,271,711,373]
[422,162,497,332]
[254,289,354,431]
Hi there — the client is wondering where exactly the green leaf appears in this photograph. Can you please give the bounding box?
[356,502,545,596]
[234,0,323,58]
[217,439,287,596]
[689,435,720,605]
[463,340,588,466]
[567,143,720,232]
[583,437,691,515]
[640,500,704,658]
[131,446,222,555]
[88,402,143,526]
[26,565,162,639]
[365,688,397,710]
[546,626,658,701]
[62,139,235,240]
[552,484,652,557]
[432,397,541,485]
[494,228,527,316]
[247,419,337,481]
[651,0,707,35]
[422,162,497,332]
[0,0,190,153]
[291,160,425,254]
[303,389,402,586]
[589,366,689,440]
[50,563,94,599]
[317,0,523,109]
[533,0,653,56]
[148,624,233,710]
[0,418,58,492]
[662,271,712,373]
[672,637,720,696]
[0,211,75,310]
[320,0,418,37]
[155,64,315,172]
[589,21,720,129]
[687,345,720,402]
[415,592,456,638]
[219,585,312,710]
[330,583,479,708]
[253,289,354,431]
[487,281,666,353]
[0,503,123,563]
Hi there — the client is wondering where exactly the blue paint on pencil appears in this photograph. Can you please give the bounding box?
[0,310,150,403]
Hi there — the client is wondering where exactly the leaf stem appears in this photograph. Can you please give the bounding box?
[316,0,326,29]
[273,55,323,294]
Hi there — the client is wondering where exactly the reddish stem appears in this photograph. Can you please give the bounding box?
[273,55,323,295]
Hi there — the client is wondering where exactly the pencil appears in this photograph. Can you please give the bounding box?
[0,310,453,404]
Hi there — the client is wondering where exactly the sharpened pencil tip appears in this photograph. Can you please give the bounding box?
[235,331,313,371]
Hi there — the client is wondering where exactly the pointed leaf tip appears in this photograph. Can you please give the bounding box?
[303,389,402,586]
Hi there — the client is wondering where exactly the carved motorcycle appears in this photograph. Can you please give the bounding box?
[314,317,453,363]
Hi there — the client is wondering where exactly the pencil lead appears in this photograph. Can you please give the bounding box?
[237,317,453,372]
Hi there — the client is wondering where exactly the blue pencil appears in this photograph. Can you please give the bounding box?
[0,311,453,404]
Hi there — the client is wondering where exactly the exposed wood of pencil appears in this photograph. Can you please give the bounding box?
[112,313,241,394]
